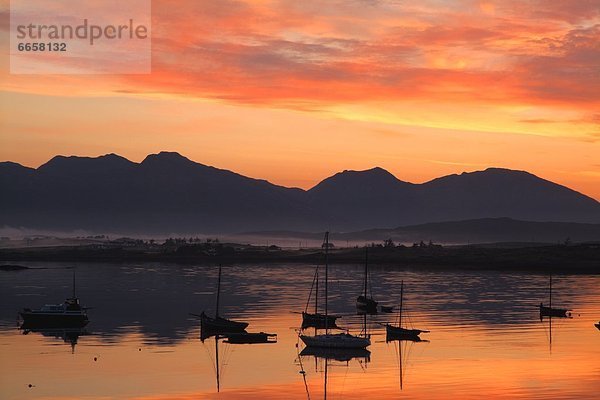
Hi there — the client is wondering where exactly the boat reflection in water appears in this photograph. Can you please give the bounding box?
[386,334,428,391]
[298,337,370,399]
[19,324,89,353]
[200,327,277,393]
[299,346,371,363]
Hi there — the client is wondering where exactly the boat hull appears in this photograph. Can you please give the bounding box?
[200,312,248,332]
[300,333,370,349]
[356,296,378,313]
[539,305,569,318]
[19,311,88,328]
[301,312,338,329]
[385,324,427,341]
[224,332,277,344]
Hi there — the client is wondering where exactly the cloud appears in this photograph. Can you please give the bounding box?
[2,1,599,115]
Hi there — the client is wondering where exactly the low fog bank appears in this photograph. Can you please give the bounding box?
[2,217,599,249]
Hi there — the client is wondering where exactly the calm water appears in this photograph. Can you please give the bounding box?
[0,262,599,399]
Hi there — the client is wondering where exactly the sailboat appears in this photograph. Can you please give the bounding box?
[19,271,89,328]
[356,247,378,313]
[197,265,248,334]
[298,332,370,400]
[595,321,600,331]
[300,232,370,349]
[224,331,277,344]
[386,280,429,340]
[302,262,339,329]
[539,274,570,318]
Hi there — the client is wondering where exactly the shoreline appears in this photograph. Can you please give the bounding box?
[1,242,598,273]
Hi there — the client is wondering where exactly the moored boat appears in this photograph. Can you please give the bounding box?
[19,273,89,328]
[223,332,277,344]
[300,232,370,350]
[20,297,89,327]
[385,280,429,341]
[356,248,378,313]
[539,274,571,319]
[200,311,248,333]
[300,331,370,349]
[539,304,568,318]
[301,311,338,329]
[196,264,249,336]
[302,261,340,328]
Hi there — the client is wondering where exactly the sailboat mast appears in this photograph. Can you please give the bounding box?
[216,265,222,319]
[399,280,404,328]
[72,270,76,298]
[549,274,552,309]
[315,266,319,315]
[324,232,329,333]
[364,247,368,298]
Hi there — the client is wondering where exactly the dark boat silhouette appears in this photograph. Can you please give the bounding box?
[386,280,429,341]
[195,265,248,334]
[539,274,571,319]
[300,232,370,349]
[594,321,599,331]
[199,311,248,333]
[301,311,339,329]
[19,273,89,328]
[539,304,568,318]
[302,260,339,329]
[223,332,277,344]
[356,248,378,313]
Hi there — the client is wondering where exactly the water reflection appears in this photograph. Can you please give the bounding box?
[0,262,599,399]
[298,341,371,399]
[20,326,89,353]
[386,338,428,391]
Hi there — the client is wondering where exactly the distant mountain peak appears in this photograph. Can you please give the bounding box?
[479,167,532,176]
[38,153,134,172]
[324,166,403,183]
[340,166,393,175]
[141,151,197,166]
[309,166,412,198]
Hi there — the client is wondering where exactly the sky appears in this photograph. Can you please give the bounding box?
[0,0,599,200]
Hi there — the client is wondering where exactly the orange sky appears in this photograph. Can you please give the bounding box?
[0,0,599,200]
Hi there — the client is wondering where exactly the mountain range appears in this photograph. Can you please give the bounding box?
[1,151,599,234]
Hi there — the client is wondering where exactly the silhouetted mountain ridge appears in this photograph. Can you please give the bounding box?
[1,152,598,233]
[243,217,600,244]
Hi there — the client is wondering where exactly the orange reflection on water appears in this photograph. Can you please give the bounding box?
[1,268,599,399]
